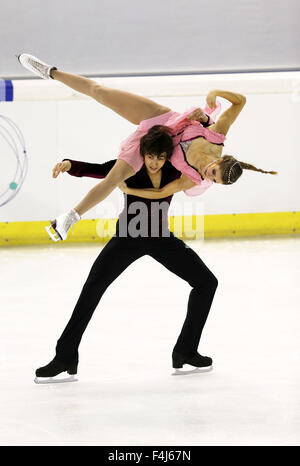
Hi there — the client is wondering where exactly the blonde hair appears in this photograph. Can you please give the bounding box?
[219,155,278,185]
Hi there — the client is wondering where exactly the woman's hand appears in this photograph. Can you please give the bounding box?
[187,108,209,124]
[118,180,129,193]
[52,160,72,178]
[206,90,217,109]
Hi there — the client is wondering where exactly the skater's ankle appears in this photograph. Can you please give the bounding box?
[50,69,59,79]
[73,206,84,217]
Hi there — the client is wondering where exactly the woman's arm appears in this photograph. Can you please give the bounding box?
[207,89,246,107]
[119,174,197,199]
[206,89,246,136]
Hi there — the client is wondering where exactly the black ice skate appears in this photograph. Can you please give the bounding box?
[34,358,78,384]
[172,350,213,376]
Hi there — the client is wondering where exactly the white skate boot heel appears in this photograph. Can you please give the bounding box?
[45,209,81,242]
[17,53,57,79]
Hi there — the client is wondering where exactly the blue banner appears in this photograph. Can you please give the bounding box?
[0,80,13,101]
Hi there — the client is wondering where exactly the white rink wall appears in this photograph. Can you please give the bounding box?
[0,71,299,222]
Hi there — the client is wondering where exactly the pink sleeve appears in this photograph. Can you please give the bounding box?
[165,107,199,133]
[138,111,174,133]
[138,107,199,134]
[139,101,222,135]
[166,102,222,131]
[184,179,213,196]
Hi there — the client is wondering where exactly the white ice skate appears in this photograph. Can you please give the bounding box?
[45,208,81,242]
[16,53,57,80]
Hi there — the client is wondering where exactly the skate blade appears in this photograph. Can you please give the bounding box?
[34,374,78,384]
[45,223,62,242]
[172,365,213,376]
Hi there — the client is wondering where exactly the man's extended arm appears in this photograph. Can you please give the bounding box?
[62,158,117,178]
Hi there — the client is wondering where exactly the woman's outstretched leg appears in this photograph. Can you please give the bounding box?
[18,53,170,124]
[51,69,171,125]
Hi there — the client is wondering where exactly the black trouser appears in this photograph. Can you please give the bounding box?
[55,232,218,364]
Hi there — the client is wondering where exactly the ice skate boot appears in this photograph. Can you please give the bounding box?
[17,53,57,80]
[172,350,213,376]
[45,208,81,242]
[34,358,78,384]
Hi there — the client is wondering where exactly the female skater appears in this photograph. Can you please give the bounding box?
[17,54,277,242]
[35,125,219,383]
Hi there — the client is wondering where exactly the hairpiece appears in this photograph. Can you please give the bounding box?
[228,162,241,184]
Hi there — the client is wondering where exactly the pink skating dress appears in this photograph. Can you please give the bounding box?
[117,102,226,196]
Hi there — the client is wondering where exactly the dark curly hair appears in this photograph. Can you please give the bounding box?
[140,125,173,159]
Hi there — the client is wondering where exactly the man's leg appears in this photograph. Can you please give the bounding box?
[148,235,218,356]
[55,237,144,364]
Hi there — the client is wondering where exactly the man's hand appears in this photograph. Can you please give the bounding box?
[52,160,72,178]
[187,108,209,124]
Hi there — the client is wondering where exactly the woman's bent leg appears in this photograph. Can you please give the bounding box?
[55,237,144,364]
[51,70,171,125]
[148,235,218,356]
[74,159,135,216]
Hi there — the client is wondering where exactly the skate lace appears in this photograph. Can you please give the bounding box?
[29,58,47,75]
[64,210,78,235]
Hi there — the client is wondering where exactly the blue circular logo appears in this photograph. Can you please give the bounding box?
[0,115,28,207]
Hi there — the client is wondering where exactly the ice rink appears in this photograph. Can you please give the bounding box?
[0,236,299,446]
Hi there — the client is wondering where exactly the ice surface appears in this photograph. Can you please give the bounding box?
[0,236,299,446]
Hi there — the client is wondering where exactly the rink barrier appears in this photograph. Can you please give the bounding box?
[0,211,299,246]
[8,72,300,101]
